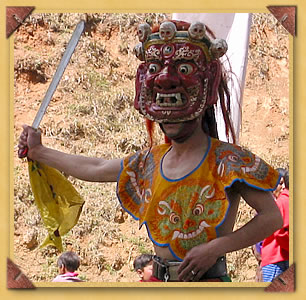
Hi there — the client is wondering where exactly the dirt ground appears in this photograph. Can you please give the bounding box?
[12,13,289,284]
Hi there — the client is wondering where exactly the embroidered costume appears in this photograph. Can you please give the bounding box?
[117,137,280,260]
[117,19,282,281]
[17,16,284,282]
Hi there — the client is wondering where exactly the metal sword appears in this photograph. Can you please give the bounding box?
[18,20,85,158]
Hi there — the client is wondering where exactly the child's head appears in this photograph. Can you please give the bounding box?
[274,168,289,198]
[133,254,153,281]
[57,251,80,274]
[282,169,289,190]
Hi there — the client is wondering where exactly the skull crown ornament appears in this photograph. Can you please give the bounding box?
[133,20,228,124]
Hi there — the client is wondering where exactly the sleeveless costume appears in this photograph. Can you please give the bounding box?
[117,19,281,281]
[117,136,280,260]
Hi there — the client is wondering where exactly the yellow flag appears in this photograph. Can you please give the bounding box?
[28,160,84,252]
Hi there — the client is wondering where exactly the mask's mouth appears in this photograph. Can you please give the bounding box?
[137,80,208,123]
[153,88,189,110]
[156,92,187,108]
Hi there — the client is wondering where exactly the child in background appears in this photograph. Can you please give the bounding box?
[52,251,83,282]
[261,169,289,282]
[251,168,289,282]
[273,168,287,199]
[133,254,156,282]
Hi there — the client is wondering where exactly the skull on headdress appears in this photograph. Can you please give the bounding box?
[188,22,207,40]
[159,21,177,41]
[210,38,228,59]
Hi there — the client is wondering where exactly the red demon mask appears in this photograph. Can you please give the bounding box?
[134,20,228,124]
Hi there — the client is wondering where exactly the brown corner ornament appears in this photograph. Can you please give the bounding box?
[6,6,35,38]
[264,263,295,292]
[7,258,36,289]
[267,6,296,36]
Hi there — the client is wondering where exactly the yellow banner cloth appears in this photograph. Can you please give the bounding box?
[28,160,84,252]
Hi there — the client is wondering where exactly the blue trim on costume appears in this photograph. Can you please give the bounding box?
[215,169,282,237]
[142,221,183,261]
[160,136,211,182]
[116,159,124,183]
[274,172,282,189]
[224,172,282,192]
[116,140,282,260]
[118,201,140,221]
[215,196,231,238]
[116,159,140,221]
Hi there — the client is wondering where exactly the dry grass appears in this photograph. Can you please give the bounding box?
[13,13,289,283]
[14,12,168,283]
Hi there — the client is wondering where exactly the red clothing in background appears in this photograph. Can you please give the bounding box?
[261,188,289,267]
[140,276,162,282]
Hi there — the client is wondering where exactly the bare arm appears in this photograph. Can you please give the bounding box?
[210,182,283,256]
[178,182,283,281]
[18,125,121,182]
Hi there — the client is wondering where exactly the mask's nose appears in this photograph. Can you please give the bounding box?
[154,65,180,90]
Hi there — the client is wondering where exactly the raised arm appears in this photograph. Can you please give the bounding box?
[18,125,121,182]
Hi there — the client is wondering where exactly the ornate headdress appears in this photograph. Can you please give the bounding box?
[134,21,228,63]
[133,20,235,143]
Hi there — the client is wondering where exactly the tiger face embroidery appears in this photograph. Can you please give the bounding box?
[148,180,228,257]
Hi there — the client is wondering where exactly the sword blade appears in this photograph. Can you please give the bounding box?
[32,20,85,129]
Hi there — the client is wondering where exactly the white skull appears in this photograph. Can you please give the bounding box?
[210,39,228,58]
[137,23,151,42]
[159,22,176,41]
[133,43,145,61]
[188,22,206,40]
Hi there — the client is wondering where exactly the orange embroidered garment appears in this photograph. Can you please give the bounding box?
[117,137,280,260]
